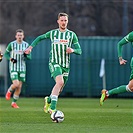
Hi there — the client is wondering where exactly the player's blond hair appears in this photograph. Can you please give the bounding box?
[58,13,68,19]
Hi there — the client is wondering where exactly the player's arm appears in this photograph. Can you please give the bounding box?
[24,52,32,60]
[69,33,82,55]
[31,34,48,47]
[4,43,12,60]
[24,43,32,60]
[118,31,133,65]
[25,31,50,54]
[72,42,82,55]
[24,53,32,60]
[4,43,17,63]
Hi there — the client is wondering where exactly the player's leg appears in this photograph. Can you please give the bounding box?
[100,85,128,106]
[59,69,69,94]
[44,63,64,114]
[44,63,57,113]
[100,83,133,106]
[5,71,19,100]
[49,68,69,113]
[100,59,133,106]
[107,62,133,95]
[11,81,22,108]
[48,75,64,113]
[11,72,25,108]
[128,61,133,92]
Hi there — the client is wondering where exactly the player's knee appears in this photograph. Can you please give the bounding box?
[126,85,133,92]
[57,80,64,88]
[130,87,133,92]
[13,81,20,88]
[13,84,19,88]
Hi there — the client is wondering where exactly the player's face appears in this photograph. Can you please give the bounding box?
[15,32,24,43]
[57,16,68,31]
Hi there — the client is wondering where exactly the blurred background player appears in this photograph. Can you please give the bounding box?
[100,31,133,106]
[4,29,31,108]
[25,12,82,114]
[0,50,3,62]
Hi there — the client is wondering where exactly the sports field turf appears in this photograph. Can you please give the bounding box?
[0,97,133,133]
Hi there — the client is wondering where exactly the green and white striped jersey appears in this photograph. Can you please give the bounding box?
[31,29,81,68]
[5,40,30,72]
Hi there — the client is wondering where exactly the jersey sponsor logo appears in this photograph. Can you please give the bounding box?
[53,39,69,44]
[13,50,24,55]
[60,39,69,43]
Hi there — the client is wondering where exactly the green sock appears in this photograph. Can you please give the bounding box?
[12,95,19,103]
[47,96,51,104]
[13,99,17,102]
[50,95,58,110]
[108,85,128,96]
[50,101,57,110]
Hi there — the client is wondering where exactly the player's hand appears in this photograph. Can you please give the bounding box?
[24,46,33,54]
[23,53,27,57]
[66,47,74,54]
[10,58,17,63]
[119,57,127,65]
[0,52,3,62]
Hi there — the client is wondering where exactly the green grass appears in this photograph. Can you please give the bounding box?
[0,97,133,133]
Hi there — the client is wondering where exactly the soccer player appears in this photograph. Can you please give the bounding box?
[0,50,3,62]
[25,12,82,114]
[100,31,133,106]
[4,29,31,108]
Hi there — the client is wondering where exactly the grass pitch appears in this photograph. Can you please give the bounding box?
[0,97,133,133]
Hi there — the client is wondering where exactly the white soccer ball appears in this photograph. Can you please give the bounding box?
[51,110,64,123]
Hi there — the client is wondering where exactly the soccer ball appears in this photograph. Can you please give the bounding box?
[51,110,64,123]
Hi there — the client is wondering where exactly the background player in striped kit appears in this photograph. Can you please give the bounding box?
[25,13,82,113]
[4,29,31,108]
